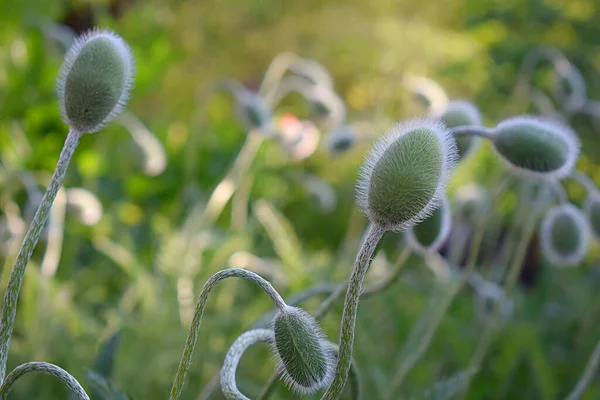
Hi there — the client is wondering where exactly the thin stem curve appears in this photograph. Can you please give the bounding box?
[169,268,286,400]
[221,329,274,400]
[0,361,89,400]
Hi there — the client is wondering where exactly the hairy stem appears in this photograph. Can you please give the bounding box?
[221,329,274,400]
[0,129,80,382]
[0,361,89,400]
[451,125,495,139]
[169,268,286,400]
[565,340,600,400]
[322,223,386,400]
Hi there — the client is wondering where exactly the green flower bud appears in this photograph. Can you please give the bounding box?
[357,119,458,231]
[584,192,600,240]
[491,116,580,179]
[406,196,451,252]
[439,100,482,160]
[540,204,589,266]
[271,306,333,394]
[57,29,134,133]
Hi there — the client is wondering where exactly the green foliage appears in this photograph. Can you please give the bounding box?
[2,0,600,399]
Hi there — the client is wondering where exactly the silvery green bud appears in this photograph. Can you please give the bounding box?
[271,306,333,394]
[491,116,579,179]
[357,118,458,231]
[540,203,589,266]
[57,29,134,133]
[439,100,482,160]
[406,196,451,252]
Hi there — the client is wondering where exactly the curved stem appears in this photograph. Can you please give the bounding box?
[325,342,361,400]
[565,340,600,400]
[569,170,598,195]
[0,361,89,400]
[451,125,495,139]
[0,129,80,382]
[221,329,274,400]
[169,268,286,400]
[322,223,386,400]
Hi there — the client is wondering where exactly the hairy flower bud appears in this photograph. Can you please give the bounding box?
[438,100,482,160]
[357,118,458,231]
[540,204,589,266]
[406,196,451,252]
[57,29,134,133]
[271,306,333,394]
[491,116,579,179]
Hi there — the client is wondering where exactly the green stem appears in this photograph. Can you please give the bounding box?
[565,340,600,400]
[221,329,274,400]
[169,268,286,400]
[0,361,89,400]
[0,129,80,383]
[451,125,495,139]
[322,223,386,400]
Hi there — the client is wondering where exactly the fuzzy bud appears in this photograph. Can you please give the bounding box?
[540,203,589,266]
[406,196,451,252]
[357,118,458,231]
[271,306,333,394]
[438,100,482,160]
[491,116,580,179]
[57,29,134,133]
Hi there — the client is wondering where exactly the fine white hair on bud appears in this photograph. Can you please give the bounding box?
[57,28,135,134]
[584,192,600,240]
[270,306,334,394]
[406,195,452,252]
[357,118,458,232]
[540,203,589,266]
[490,116,580,179]
[438,100,483,160]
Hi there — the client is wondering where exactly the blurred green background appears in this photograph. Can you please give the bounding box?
[2,0,600,399]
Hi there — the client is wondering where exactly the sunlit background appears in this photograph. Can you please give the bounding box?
[2,0,600,399]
